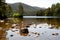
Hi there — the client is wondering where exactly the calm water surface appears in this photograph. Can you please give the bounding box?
[0,18,60,40]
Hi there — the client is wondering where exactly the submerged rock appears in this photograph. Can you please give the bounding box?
[28,34,31,36]
[38,33,40,35]
[39,27,41,28]
[34,32,37,34]
[15,30,18,31]
[42,33,44,34]
[26,26,30,28]
[52,33,59,36]
[11,27,14,28]
[34,27,36,28]
[10,35,13,37]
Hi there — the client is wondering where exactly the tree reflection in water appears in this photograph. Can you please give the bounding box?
[40,18,60,29]
[23,18,60,29]
[0,18,60,40]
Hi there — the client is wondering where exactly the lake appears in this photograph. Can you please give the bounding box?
[23,18,60,29]
[0,17,60,40]
[23,16,60,18]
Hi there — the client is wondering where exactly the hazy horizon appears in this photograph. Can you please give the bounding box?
[6,0,60,8]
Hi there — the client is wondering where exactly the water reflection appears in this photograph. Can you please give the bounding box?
[23,18,60,29]
[0,18,22,40]
[0,18,60,40]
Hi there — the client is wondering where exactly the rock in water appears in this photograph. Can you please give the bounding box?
[20,28,29,36]
[52,33,59,36]
[20,28,29,34]
[10,35,13,37]
[26,26,29,28]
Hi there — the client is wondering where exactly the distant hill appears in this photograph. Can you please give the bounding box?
[9,2,45,16]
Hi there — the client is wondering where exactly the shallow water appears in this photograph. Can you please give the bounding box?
[6,24,60,40]
[0,18,60,40]
[23,18,60,29]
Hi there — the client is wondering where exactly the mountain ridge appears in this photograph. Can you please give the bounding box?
[8,2,45,16]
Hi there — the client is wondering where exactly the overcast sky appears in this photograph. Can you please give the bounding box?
[6,0,60,8]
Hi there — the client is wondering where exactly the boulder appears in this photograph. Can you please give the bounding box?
[20,28,29,36]
[20,28,29,34]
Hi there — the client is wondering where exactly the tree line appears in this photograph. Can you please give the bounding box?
[36,3,60,16]
[0,1,23,20]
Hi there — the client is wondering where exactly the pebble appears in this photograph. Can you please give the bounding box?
[52,33,59,36]
[34,32,37,34]
[38,33,40,35]
[39,27,41,28]
[10,35,13,37]
[28,35,31,36]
